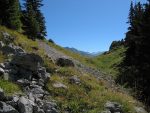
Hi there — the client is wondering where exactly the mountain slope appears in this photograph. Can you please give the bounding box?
[0,26,147,113]
[91,46,126,77]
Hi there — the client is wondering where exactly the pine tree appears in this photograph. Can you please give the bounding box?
[32,0,47,39]
[0,0,22,30]
[128,1,134,31]
[23,0,40,39]
[22,0,46,39]
[0,0,10,26]
[7,0,22,30]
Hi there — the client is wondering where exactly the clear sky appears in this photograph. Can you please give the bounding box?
[41,0,147,52]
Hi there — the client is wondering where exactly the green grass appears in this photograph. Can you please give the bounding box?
[46,67,138,113]
[92,46,126,77]
[0,79,21,95]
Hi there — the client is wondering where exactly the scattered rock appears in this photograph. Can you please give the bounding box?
[56,57,74,67]
[43,102,58,113]
[37,67,51,82]
[17,79,30,86]
[1,32,14,44]
[33,106,45,113]
[0,63,5,69]
[53,82,67,89]
[105,101,122,113]
[31,87,45,94]
[69,76,81,85]
[18,96,33,113]
[12,96,19,103]
[28,93,35,102]
[134,107,148,113]
[0,101,19,113]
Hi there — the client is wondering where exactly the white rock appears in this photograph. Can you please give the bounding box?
[53,82,67,89]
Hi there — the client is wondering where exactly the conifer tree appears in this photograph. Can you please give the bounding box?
[22,0,40,39]
[117,0,150,105]
[22,0,46,39]
[0,0,21,30]
[7,0,22,30]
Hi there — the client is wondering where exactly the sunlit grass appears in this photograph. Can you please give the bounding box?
[47,67,138,113]
[92,46,126,77]
[0,79,22,95]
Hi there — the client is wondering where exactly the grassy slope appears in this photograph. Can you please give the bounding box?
[91,46,126,77]
[0,26,141,113]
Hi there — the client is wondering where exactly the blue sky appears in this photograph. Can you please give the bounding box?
[41,0,147,52]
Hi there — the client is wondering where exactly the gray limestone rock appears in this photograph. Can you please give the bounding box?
[134,107,148,113]
[18,96,33,113]
[105,101,122,113]
[52,82,67,89]
[0,101,19,113]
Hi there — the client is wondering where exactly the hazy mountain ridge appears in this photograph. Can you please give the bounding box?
[65,47,104,57]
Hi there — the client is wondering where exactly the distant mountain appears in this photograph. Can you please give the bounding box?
[65,47,103,57]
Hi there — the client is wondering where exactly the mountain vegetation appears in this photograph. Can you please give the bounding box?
[0,0,150,112]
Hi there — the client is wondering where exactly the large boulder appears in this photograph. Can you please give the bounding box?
[18,96,33,113]
[0,101,19,113]
[56,57,74,67]
[11,53,43,71]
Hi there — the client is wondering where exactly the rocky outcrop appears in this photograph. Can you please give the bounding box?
[0,33,25,56]
[0,33,59,113]
[0,88,59,113]
[1,44,25,55]
[0,54,58,113]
